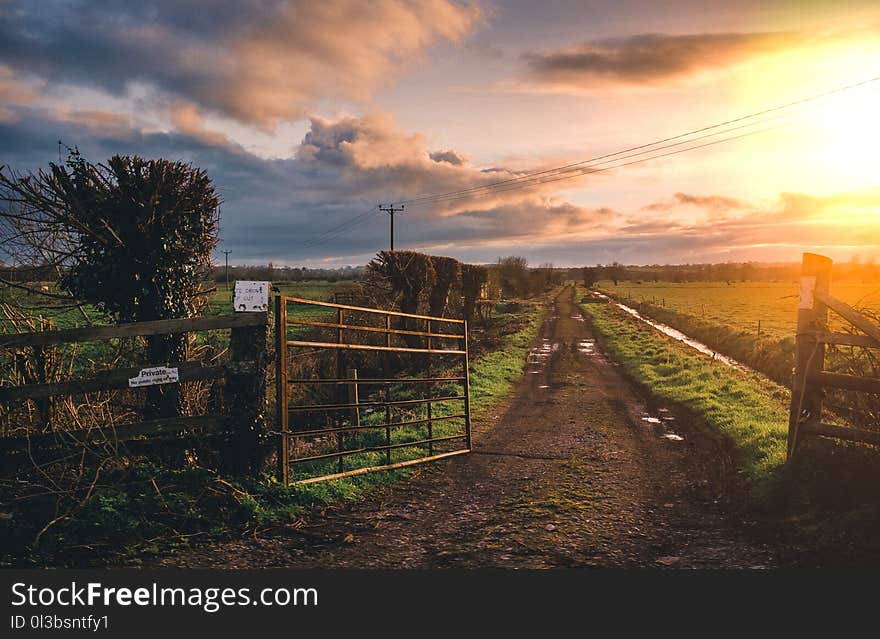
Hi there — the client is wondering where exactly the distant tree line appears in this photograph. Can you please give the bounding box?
[210,263,366,283]
[493,256,565,298]
[580,259,880,286]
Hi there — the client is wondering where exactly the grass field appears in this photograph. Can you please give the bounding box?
[0,280,351,333]
[599,280,880,341]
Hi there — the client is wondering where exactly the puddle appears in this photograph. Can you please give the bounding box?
[538,384,549,389]
[590,293,749,371]
[641,408,684,442]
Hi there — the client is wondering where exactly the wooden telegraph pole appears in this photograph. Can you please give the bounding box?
[379,204,404,251]
[222,250,232,292]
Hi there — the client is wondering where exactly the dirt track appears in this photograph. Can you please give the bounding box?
[160,287,776,568]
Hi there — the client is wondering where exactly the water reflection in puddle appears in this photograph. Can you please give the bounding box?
[578,339,595,355]
[641,410,685,443]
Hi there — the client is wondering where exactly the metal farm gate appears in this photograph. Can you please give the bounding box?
[275,295,472,485]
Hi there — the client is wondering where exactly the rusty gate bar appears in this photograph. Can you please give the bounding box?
[275,294,472,485]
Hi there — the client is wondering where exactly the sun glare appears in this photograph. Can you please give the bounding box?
[811,85,880,191]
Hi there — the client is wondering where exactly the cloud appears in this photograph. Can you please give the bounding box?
[429,150,467,166]
[522,31,807,90]
[619,188,880,261]
[0,65,37,122]
[643,192,750,213]
[0,0,480,129]
[0,102,612,263]
[3,94,877,267]
[167,102,231,147]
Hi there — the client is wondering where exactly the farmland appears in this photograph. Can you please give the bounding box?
[598,280,880,341]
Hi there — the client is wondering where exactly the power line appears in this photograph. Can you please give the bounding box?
[301,212,378,249]
[398,74,880,207]
[409,114,797,206]
[300,205,380,248]
[439,119,790,201]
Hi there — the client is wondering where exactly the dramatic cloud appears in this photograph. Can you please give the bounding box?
[523,31,807,89]
[0,0,480,128]
[619,188,880,261]
[0,100,613,263]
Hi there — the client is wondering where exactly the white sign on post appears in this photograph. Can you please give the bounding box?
[233,280,270,312]
[128,366,180,388]
[798,275,817,310]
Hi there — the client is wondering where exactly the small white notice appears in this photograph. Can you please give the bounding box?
[128,366,180,388]
[233,280,270,312]
[798,275,817,310]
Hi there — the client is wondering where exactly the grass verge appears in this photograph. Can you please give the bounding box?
[598,289,795,385]
[579,291,880,565]
[580,294,790,492]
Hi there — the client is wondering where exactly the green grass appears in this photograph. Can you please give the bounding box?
[580,292,790,491]
[0,280,346,385]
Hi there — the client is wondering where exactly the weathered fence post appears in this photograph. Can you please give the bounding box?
[346,368,360,431]
[787,253,832,459]
[275,295,289,484]
[223,311,270,473]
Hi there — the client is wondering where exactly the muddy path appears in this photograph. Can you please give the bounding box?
[159,287,776,568]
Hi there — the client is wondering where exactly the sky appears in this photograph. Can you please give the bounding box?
[0,0,879,267]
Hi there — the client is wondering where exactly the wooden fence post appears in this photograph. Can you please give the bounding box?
[788,253,832,459]
[274,295,289,484]
[346,368,360,431]
[224,311,270,473]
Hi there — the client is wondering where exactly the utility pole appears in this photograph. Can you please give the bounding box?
[379,204,404,251]
[222,250,232,292]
